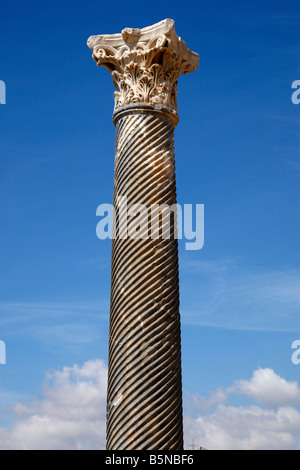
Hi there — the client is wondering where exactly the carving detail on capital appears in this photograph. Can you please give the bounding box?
[87,19,199,112]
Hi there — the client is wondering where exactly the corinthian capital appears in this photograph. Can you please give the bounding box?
[87,19,199,113]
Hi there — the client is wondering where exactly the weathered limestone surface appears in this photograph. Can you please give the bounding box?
[87,19,199,450]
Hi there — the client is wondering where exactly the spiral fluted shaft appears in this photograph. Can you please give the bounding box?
[106,105,183,450]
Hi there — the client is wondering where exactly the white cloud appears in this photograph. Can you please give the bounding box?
[184,368,300,450]
[184,404,300,450]
[232,368,300,408]
[0,359,107,450]
[0,362,299,450]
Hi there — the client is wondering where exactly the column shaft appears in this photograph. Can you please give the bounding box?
[106,106,183,450]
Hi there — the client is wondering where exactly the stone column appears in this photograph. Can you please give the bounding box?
[87,19,199,450]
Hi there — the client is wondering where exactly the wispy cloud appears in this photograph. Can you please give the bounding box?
[180,258,300,331]
[0,301,109,327]
[0,300,109,353]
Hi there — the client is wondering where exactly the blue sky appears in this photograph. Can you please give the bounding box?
[0,0,299,449]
